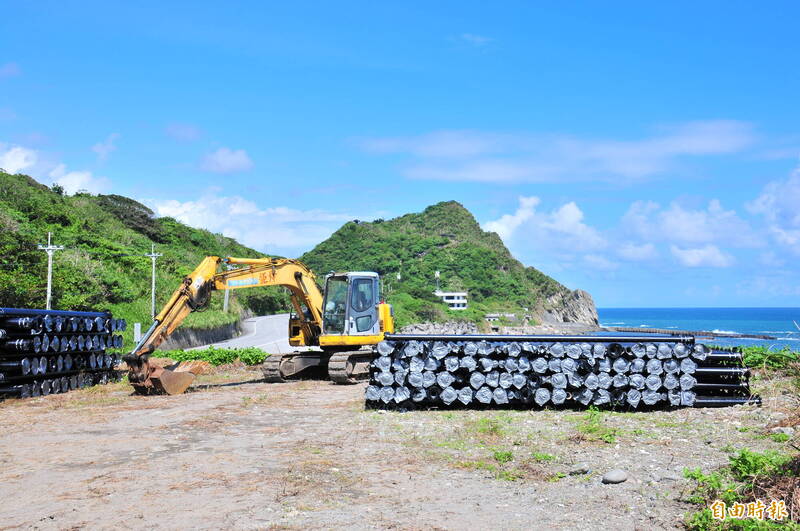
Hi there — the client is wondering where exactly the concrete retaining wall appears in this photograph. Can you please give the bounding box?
[158,320,242,350]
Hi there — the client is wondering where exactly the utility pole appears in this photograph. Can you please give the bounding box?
[435,270,440,292]
[222,264,233,312]
[37,232,64,310]
[144,244,162,319]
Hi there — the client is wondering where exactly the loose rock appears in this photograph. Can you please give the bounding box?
[569,463,591,475]
[601,469,628,484]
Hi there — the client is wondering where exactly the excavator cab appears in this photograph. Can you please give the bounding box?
[319,272,392,347]
[322,273,379,334]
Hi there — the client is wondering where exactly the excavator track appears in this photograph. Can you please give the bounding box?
[261,351,326,383]
[261,354,289,383]
[328,350,375,385]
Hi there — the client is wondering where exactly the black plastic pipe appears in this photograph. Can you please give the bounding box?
[695,367,750,377]
[384,334,696,343]
[0,358,31,375]
[0,384,31,398]
[705,352,744,363]
[0,307,111,318]
[693,382,751,392]
[693,396,761,407]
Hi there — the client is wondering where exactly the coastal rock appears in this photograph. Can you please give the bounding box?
[538,289,599,326]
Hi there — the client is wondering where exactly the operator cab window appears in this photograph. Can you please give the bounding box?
[351,278,375,312]
[323,277,348,333]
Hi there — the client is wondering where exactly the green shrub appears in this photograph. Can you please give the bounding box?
[492,450,514,464]
[728,449,790,482]
[737,347,799,370]
[156,346,268,366]
[683,449,798,530]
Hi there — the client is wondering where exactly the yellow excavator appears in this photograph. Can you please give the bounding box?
[123,256,394,395]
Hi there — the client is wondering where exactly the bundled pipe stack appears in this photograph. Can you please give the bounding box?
[365,334,760,410]
[0,308,125,399]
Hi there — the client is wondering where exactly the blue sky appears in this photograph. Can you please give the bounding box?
[1,2,799,307]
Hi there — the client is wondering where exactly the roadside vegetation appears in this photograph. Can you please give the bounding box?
[155,346,268,366]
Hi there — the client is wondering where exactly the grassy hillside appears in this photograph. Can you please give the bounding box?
[301,201,568,327]
[0,172,588,340]
[0,171,290,345]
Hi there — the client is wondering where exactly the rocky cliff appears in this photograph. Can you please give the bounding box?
[538,289,599,326]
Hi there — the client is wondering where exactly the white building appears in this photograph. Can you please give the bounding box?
[434,290,468,310]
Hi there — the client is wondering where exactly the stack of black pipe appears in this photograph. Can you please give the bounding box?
[365,334,760,410]
[0,308,125,399]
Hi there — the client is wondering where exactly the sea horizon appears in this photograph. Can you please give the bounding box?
[598,306,800,310]
[596,307,799,349]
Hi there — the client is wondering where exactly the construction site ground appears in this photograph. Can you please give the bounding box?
[0,366,795,530]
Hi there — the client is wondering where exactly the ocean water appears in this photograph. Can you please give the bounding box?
[597,307,800,350]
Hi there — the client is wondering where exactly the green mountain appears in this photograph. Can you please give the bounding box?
[0,171,595,339]
[0,171,288,341]
[301,201,597,327]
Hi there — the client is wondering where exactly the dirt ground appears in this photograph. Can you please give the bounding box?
[0,368,795,531]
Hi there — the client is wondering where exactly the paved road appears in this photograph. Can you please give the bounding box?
[190,313,312,353]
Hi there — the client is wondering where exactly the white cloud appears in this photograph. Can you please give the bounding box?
[622,199,759,247]
[148,194,354,252]
[484,196,605,253]
[91,133,119,162]
[459,33,492,46]
[361,121,755,183]
[543,202,606,250]
[617,242,658,261]
[0,62,20,79]
[48,164,110,195]
[670,244,733,267]
[747,165,800,253]
[361,130,507,159]
[483,196,539,240]
[1,143,111,194]
[0,144,37,173]
[200,147,253,173]
[165,122,202,141]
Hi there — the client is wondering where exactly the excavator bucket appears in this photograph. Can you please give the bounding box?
[123,353,197,395]
[149,366,196,395]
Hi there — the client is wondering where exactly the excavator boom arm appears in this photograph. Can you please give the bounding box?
[124,256,325,394]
